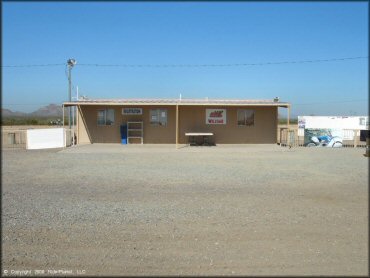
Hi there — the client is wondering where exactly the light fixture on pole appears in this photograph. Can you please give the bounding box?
[67,59,77,129]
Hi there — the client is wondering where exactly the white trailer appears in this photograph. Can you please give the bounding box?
[298,116,369,146]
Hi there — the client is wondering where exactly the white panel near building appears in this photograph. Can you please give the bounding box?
[298,116,368,129]
[27,128,65,150]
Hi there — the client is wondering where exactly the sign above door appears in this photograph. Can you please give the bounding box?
[122,108,142,115]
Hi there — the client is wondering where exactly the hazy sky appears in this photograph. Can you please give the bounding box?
[2,2,368,116]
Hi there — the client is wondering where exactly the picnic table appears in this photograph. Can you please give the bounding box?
[185,132,214,146]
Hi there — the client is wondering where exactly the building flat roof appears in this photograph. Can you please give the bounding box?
[63,98,290,107]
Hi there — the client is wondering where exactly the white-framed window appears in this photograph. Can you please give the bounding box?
[359,117,369,126]
[150,109,167,126]
[97,109,115,126]
[237,109,254,126]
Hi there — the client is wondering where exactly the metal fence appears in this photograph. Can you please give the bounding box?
[279,128,367,148]
[64,128,76,147]
[2,128,76,149]
[2,130,27,149]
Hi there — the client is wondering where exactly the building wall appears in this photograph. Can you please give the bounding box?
[178,106,277,144]
[77,105,176,144]
[77,106,92,144]
[77,105,278,144]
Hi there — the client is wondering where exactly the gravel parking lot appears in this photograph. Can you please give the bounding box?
[2,144,368,276]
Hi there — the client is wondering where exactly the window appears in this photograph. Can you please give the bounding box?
[237,109,254,126]
[359,117,369,126]
[97,109,115,126]
[150,109,167,126]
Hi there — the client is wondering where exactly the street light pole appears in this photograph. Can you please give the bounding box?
[68,66,72,129]
[67,59,76,129]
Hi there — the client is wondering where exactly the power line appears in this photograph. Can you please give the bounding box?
[2,56,368,68]
[294,99,367,105]
[77,56,368,68]
[2,63,65,68]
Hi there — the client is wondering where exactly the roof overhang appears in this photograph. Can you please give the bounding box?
[63,99,290,108]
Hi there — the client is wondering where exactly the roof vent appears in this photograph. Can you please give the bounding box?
[274,97,279,102]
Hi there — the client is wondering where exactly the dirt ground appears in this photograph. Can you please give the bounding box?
[2,144,368,276]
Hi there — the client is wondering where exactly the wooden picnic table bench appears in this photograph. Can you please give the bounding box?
[185,132,214,146]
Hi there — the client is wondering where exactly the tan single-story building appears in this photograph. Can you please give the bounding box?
[63,98,291,146]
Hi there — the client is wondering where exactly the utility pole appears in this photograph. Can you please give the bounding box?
[67,58,77,129]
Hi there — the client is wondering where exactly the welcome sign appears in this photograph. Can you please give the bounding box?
[206,109,226,124]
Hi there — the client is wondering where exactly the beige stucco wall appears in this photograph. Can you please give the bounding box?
[76,105,278,144]
[77,106,92,144]
[178,106,277,144]
[77,105,176,144]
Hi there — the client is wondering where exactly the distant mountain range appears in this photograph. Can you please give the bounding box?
[2,104,63,118]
